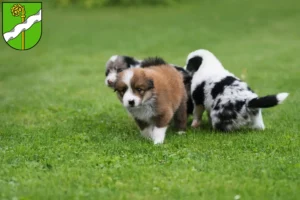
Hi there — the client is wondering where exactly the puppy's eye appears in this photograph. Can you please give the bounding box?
[136,88,144,94]
[117,69,123,73]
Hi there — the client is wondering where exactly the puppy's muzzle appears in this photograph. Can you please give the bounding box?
[128,100,135,107]
[107,80,114,87]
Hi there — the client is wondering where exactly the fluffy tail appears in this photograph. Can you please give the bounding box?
[248,93,289,108]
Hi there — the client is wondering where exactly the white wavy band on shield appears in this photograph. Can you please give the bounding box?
[3,9,42,42]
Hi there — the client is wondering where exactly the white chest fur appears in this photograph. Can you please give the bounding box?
[127,102,156,123]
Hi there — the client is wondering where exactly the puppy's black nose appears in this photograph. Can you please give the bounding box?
[128,100,135,107]
[107,80,113,86]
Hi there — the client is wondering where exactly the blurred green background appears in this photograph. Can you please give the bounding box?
[53,0,183,7]
[0,0,299,199]
[3,0,185,8]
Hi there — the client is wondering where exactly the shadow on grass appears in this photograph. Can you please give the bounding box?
[68,107,261,147]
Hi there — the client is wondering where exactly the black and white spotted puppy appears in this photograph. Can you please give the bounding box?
[186,49,289,132]
[105,55,194,114]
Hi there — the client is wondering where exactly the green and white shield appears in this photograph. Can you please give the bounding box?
[2,2,42,50]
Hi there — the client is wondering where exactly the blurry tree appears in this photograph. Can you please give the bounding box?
[54,0,183,8]
[1,0,184,9]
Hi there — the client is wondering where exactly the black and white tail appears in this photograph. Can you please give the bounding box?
[248,93,289,108]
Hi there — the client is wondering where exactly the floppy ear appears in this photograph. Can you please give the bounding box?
[114,72,122,89]
[141,57,167,68]
[147,79,154,90]
[186,56,203,72]
[173,66,192,84]
[124,56,139,68]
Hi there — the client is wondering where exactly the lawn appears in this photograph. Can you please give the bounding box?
[0,0,300,199]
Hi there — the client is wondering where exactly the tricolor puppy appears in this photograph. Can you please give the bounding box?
[105,55,141,88]
[186,49,289,132]
[105,55,194,114]
[114,57,187,144]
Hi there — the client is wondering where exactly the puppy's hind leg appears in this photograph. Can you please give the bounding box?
[191,104,205,128]
[174,100,187,134]
[250,109,265,130]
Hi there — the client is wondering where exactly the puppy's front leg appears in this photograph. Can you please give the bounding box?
[207,111,211,124]
[141,126,154,139]
[152,109,173,144]
[250,109,265,130]
[151,126,168,145]
[135,118,152,139]
[191,104,205,128]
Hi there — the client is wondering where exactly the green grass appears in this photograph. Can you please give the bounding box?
[1,0,300,199]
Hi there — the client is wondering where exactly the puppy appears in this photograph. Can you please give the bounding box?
[114,57,187,144]
[105,55,193,114]
[185,49,289,132]
[105,55,141,87]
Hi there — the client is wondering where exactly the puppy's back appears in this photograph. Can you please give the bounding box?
[145,65,186,110]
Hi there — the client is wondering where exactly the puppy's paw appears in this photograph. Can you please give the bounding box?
[152,126,166,145]
[177,131,186,135]
[140,126,152,139]
[191,120,200,128]
[153,139,164,145]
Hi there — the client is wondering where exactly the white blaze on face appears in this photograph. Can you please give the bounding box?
[122,70,141,107]
[105,70,117,87]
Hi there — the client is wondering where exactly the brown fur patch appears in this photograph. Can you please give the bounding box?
[116,65,187,131]
[130,69,154,103]
[114,79,127,101]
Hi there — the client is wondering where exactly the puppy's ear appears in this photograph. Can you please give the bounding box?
[123,56,139,68]
[186,56,203,73]
[141,57,167,68]
[114,72,123,89]
[173,66,192,84]
[147,79,154,90]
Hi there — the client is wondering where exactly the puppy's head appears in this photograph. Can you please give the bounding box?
[114,68,154,108]
[185,49,224,75]
[105,55,141,88]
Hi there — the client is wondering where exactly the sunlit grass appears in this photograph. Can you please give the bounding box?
[0,0,299,199]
